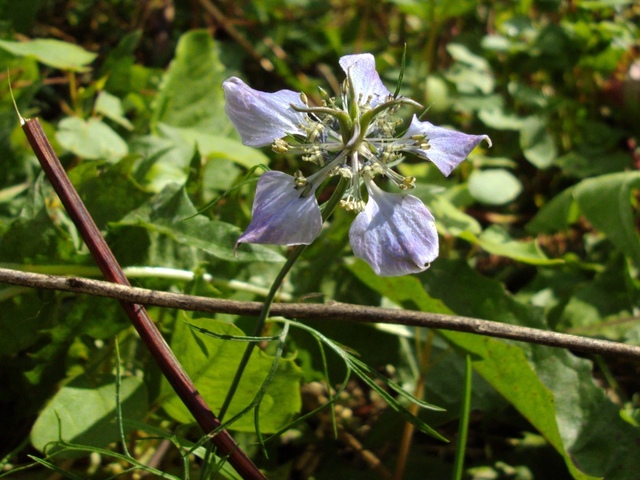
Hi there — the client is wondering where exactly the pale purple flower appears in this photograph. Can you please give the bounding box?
[235,171,322,248]
[223,53,490,276]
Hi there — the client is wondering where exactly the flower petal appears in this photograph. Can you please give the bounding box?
[236,171,322,248]
[223,77,307,147]
[404,115,492,176]
[339,54,391,108]
[349,180,439,276]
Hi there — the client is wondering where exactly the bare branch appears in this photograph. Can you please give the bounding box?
[2,267,639,360]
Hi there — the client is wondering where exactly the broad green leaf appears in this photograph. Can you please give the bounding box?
[527,186,580,233]
[160,317,302,433]
[95,91,134,130]
[415,187,482,236]
[157,123,268,169]
[478,107,526,130]
[520,116,557,169]
[152,30,233,135]
[112,183,284,263]
[0,38,96,71]
[556,257,638,332]
[461,225,564,265]
[556,151,631,179]
[468,169,522,205]
[31,375,148,453]
[56,117,128,162]
[574,171,640,266]
[0,290,52,355]
[69,158,152,230]
[350,258,640,479]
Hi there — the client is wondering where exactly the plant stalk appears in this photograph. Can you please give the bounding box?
[218,179,348,421]
[21,117,266,480]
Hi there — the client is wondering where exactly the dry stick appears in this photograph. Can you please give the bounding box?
[3,267,640,361]
[20,118,266,480]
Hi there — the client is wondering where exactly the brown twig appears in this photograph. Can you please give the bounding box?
[20,118,266,480]
[2,266,640,361]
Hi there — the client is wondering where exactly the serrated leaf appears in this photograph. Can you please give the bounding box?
[160,317,302,433]
[0,38,96,71]
[31,375,148,453]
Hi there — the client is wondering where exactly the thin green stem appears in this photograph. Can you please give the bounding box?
[452,355,473,480]
[218,178,347,421]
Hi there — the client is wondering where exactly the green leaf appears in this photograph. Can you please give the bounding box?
[574,171,640,266]
[0,38,96,71]
[157,123,268,169]
[152,30,233,135]
[351,258,640,478]
[160,317,302,433]
[527,186,580,233]
[112,184,284,263]
[56,117,128,162]
[31,375,148,453]
[520,116,557,169]
[461,225,564,265]
[415,187,482,236]
[95,91,134,130]
[69,158,152,230]
[468,169,522,205]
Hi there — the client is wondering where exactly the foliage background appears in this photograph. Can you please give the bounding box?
[1,0,640,478]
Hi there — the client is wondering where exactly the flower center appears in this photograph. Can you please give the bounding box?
[272,73,425,211]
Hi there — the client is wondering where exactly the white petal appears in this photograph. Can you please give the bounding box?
[404,115,491,176]
[223,77,307,147]
[349,180,439,276]
[236,171,322,248]
[339,54,391,108]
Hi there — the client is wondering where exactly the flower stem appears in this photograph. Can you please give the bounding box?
[218,178,348,422]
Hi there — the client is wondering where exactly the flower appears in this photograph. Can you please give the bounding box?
[223,53,490,276]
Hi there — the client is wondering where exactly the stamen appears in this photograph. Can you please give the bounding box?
[272,138,290,153]
[302,145,326,165]
[293,170,307,187]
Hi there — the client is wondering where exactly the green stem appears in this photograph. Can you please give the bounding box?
[452,354,473,480]
[218,178,348,421]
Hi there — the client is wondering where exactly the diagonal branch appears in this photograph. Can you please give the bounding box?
[20,118,266,480]
[2,266,640,361]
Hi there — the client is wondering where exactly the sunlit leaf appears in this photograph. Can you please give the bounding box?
[152,30,232,135]
[461,225,564,265]
[160,317,301,433]
[520,116,557,169]
[112,183,284,263]
[0,38,96,71]
[56,117,128,162]
[574,171,640,266]
[468,169,522,205]
[95,91,134,130]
